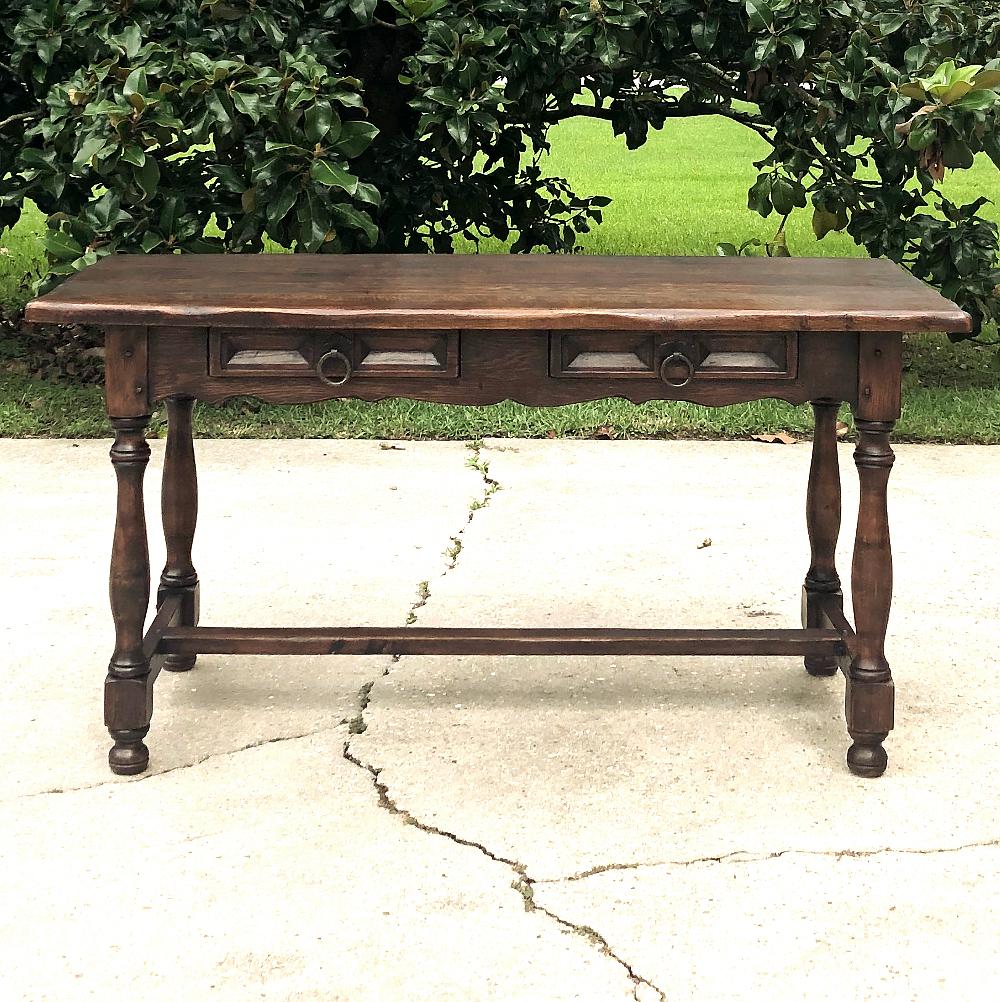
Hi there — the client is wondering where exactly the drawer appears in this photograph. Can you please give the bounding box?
[550,331,798,383]
[209,329,460,381]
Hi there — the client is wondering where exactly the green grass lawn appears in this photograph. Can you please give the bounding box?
[536,113,1000,257]
[2,113,999,441]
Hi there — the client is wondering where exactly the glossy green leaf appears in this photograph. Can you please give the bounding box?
[334,122,378,158]
[121,25,142,60]
[36,34,62,65]
[745,0,773,32]
[950,90,998,112]
[45,228,84,261]
[120,144,146,167]
[73,134,110,168]
[266,184,299,226]
[135,157,160,199]
[309,159,359,195]
[691,17,719,54]
[305,100,337,144]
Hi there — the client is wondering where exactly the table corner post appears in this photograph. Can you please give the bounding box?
[104,327,154,775]
[846,332,901,778]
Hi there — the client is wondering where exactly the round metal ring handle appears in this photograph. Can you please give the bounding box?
[659,352,695,388]
[315,349,353,387]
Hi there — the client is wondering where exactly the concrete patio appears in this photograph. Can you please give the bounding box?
[1,436,998,1001]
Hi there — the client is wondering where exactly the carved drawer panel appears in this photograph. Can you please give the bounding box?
[210,329,459,381]
[550,331,798,383]
[353,331,456,376]
[211,331,316,376]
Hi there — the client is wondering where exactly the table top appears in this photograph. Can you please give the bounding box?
[26,254,971,333]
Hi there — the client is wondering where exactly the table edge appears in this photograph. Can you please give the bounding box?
[23,303,974,334]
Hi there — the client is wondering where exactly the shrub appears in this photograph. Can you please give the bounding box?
[1,1,998,335]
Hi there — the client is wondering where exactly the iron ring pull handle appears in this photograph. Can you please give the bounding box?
[659,352,695,388]
[315,349,353,387]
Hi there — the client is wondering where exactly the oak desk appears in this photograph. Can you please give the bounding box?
[26,255,971,779]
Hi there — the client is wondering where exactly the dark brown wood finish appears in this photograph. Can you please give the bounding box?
[106,592,187,760]
[816,592,857,676]
[144,591,187,668]
[106,414,153,775]
[158,397,200,672]
[28,255,969,779]
[802,400,844,677]
[26,255,972,333]
[158,626,845,658]
[147,329,858,408]
[855,332,904,422]
[104,326,150,417]
[846,418,896,778]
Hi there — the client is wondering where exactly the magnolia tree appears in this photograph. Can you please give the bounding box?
[1,0,998,334]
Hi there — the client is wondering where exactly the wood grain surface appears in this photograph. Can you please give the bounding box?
[146,329,860,407]
[26,254,972,333]
[158,625,846,658]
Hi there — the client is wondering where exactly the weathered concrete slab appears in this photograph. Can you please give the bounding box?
[3,436,998,1002]
[357,441,1000,877]
[535,845,1000,1001]
[0,439,478,797]
[0,732,634,1002]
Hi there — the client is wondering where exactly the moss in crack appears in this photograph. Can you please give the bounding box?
[464,440,501,524]
[465,442,500,491]
[405,579,431,624]
[345,679,376,734]
[444,535,463,567]
[511,867,534,912]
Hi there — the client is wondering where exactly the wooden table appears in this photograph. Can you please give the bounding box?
[27,255,971,779]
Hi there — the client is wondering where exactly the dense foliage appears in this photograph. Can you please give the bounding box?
[1,1,998,335]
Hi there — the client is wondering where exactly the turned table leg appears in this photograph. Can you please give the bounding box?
[106,416,153,775]
[846,418,896,778]
[802,399,843,676]
[158,397,200,672]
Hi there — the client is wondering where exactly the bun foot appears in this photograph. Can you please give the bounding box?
[163,654,197,673]
[847,732,888,778]
[804,655,838,677]
[109,727,150,775]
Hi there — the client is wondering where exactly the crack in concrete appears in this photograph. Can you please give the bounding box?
[13,724,338,802]
[12,443,500,802]
[342,741,665,1002]
[541,838,1000,883]
[445,440,501,570]
[527,896,667,1002]
[342,442,666,1002]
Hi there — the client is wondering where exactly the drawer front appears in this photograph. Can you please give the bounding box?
[209,329,459,380]
[550,331,798,382]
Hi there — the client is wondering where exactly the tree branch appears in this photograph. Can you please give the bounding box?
[683,59,741,89]
[681,56,823,111]
[542,105,614,123]
[540,100,774,143]
[787,82,821,109]
[0,111,36,131]
[714,106,773,141]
